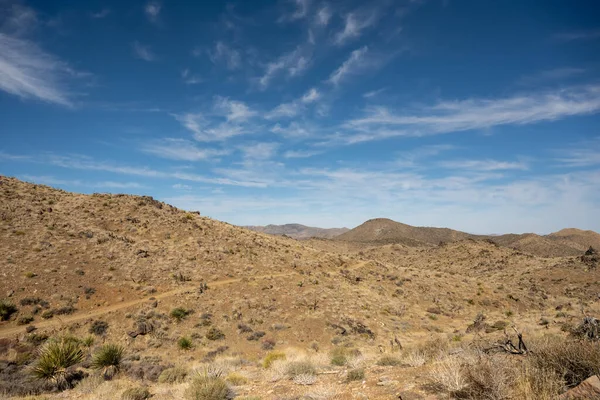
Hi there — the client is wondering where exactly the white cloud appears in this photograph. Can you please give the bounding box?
[20,175,144,189]
[328,46,371,85]
[440,159,529,171]
[315,5,332,26]
[556,137,600,167]
[333,12,377,45]
[181,68,202,85]
[0,33,81,106]
[343,85,600,142]
[144,1,161,23]
[0,2,37,36]
[271,121,313,137]
[279,0,311,22]
[208,41,241,70]
[283,149,322,158]
[214,97,257,121]
[240,142,279,159]
[141,138,229,161]
[132,41,156,61]
[172,183,192,190]
[258,47,311,89]
[301,88,320,103]
[554,29,600,42]
[363,87,387,98]
[91,9,111,19]
[518,67,586,85]
[267,102,301,119]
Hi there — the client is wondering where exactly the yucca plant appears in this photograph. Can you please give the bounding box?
[92,343,124,379]
[31,340,84,390]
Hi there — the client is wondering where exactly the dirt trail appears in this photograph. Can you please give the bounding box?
[0,260,372,338]
[0,272,294,338]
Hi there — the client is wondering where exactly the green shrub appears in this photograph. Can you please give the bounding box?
[89,320,109,335]
[121,386,151,400]
[346,368,365,382]
[178,336,193,350]
[82,336,95,347]
[330,347,348,366]
[286,361,317,378]
[185,374,233,400]
[206,327,225,341]
[17,315,34,325]
[92,344,124,379]
[171,307,190,322]
[0,299,18,321]
[31,340,84,389]
[158,366,188,384]
[41,310,54,319]
[377,355,402,366]
[263,351,286,368]
[226,372,248,385]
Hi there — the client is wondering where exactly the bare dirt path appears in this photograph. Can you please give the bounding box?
[0,260,372,338]
[0,272,295,338]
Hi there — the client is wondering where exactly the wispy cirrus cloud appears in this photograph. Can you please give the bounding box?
[208,41,241,70]
[315,4,332,26]
[266,88,320,119]
[181,68,202,85]
[91,9,111,19]
[283,149,322,158]
[144,1,161,23]
[554,29,600,42]
[0,33,82,106]
[132,41,156,61]
[258,47,311,89]
[556,137,600,167]
[0,1,37,36]
[21,175,144,189]
[141,138,229,161]
[333,11,377,45]
[518,67,586,86]
[341,85,600,143]
[328,46,371,85]
[440,159,529,171]
[279,0,311,22]
[239,142,279,160]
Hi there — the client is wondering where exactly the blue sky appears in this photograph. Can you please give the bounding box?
[1,0,599,233]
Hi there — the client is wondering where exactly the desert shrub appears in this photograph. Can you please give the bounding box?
[170,307,190,322]
[54,306,76,315]
[458,354,513,400]
[20,297,49,308]
[225,372,248,385]
[430,357,467,393]
[24,272,37,278]
[89,320,109,335]
[17,315,34,325]
[92,344,124,379]
[346,368,365,382]
[75,374,104,394]
[237,324,252,333]
[121,386,151,400]
[263,351,286,368]
[124,362,168,382]
[330,347,348,366]
[206,327,225,341]
[0,299,18,321]
[178,336,193,350]
[261,338,276,350]
[247,331,265,341]
[527,336,600,389]
[377,355,402,366]
[514,364,564,400]
[286,361,317,379]
[185,373,234,400]
[41,310,54,319]
[292,373,317,385]
[82,336,95,347]
[31,340,84,390]
[158,366,188,384]
[403,350,426,367]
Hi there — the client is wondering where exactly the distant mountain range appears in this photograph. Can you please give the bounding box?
[244,223,349,239]
[334,218,600,257]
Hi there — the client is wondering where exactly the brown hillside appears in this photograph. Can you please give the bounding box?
[489,233,583,257]
[335,217,475,246]
[547,228,600,252]
[244,223,349,239]
[1,177,600,400]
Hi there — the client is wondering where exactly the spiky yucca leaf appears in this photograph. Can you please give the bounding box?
[31,340,84,389]
[92,343,124,379]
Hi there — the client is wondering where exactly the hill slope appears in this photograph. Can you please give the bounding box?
[244,223,349,239]
[335,218,475,246]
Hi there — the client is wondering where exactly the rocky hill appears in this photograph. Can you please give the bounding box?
[244,223,349,239]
